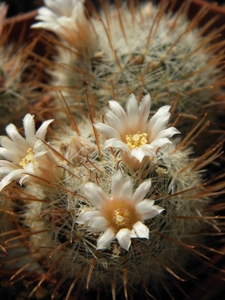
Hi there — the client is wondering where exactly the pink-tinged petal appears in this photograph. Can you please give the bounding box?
[19,174,31,186]
[140,144,155,156]
[88,216,108,231]
[130,147,146,162]
[105,110,123,132]
[149,137,172,148]
[0,169,24,191]
[132,179,151,204]
[104,139,130,152]
[135,199,154,213]
[121,177,133,198]
[154,127,180,140]
[133,221,149,239]
[111,171,124,198]
[94,123,121,139]
[148,106,171,137]
[97,228,115,249]
[108,100,128,125]
[136,200,165,220]
[36,7,58,19]
[5,124,28,151]
[32,21,59,31]
[77,210,101,224]
[18,163,35,185]
[126,94,139,128]
[23,114,36,146]
[36,119,54,140]
[33,148,48,160]
[0,147,21,164]
[0,136,24,158]
[0,167,14,175]
[0,160,20,170]
[149,105,170,128]
[84,182,107,208]
[139,94,151,126]
[141,208,165,220]
[116,228,131,251]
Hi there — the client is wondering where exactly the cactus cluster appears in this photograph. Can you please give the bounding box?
[32,1,224,137]
[0,1,225,299]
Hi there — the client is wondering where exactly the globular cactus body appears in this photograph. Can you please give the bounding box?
[0,1,224,299]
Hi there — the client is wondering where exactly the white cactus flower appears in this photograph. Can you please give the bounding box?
[31,0,97,56]
[77,170,164,251]
[95,93,180,163]
[0,114,54,191]
[32,0,82,33]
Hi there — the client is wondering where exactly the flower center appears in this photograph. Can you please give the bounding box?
[19,148,36,168]
[126,131,148,149]
[113,208,131,228]
[102,200,140,231]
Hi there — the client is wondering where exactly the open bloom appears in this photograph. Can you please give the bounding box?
[32,0,97,56]
[94,94,180,163]
[32,0,82,33]
[0,114,54,191]
[77,170,164,251]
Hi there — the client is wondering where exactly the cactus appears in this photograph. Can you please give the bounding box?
[32,0,224,139]
[0,0,224,299]
[0,92,224,299]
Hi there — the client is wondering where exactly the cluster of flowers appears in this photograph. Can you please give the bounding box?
[0,93,179,251]
[1,0,223,297]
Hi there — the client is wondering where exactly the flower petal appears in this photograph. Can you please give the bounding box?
[116,228,131,251]
[0,169,24,191]
[5,123,28,151]
[149,137,171,148]
[121,177,133,198]
[0,136,24,158]
[126,94,139,129]
[139,94,151,126]
[133,221,149,239]
[88,216,108,231]
[0,147,21,164]
[136,200,165,220]
[130,147,146,162]
[36,119,54,140]
[0,160,19,174]
[105,110,124,133]
[132,179,151,204]
[77,210,101,224]
[23,114,36,146]
[148,105,170,132]
[154,127,180,140]
[108,100,128,126]
[104,139,130,152]
[97,228,115,249]
[94,123,121,139]
[111,170,124,198]
[84,182,107,208]
[135,199,154,213]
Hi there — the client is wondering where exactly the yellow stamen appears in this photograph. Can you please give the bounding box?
[19,148,36,168]
[102,200,141,231]
[113,209,131,228]
[126,131,148,149]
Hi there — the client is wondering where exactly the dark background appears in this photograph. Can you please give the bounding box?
[4,0,225,18]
